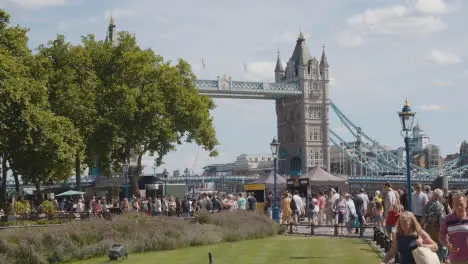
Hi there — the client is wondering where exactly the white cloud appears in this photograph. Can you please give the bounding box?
[4,0,67,9]
[57,20,67,31]
[433,80,452,87]
[414,0,449,14]
[337,4,447,46]
[104,8,135,20]
[429,49,462,66]
[418,104,444,111]
[273,31,309,43]
[243,61,275,82]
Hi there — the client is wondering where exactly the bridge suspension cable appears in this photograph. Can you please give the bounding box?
[329,102,466,179]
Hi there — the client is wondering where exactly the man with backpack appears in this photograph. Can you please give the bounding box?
[181,196,191,217]
[247,193,257,212]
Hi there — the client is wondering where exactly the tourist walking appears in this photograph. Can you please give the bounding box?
[422,188,446,261]
[318,192,326,225]
[440,193,468,264]
[412,184,429,224]
[281,193,292,224]
[334,193,347,235]
[345,194,357,234]
[380,211,438,264]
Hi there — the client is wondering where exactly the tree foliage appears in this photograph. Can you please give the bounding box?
[0,9,219,198]
[82,32,218,196]
[37,35,99,189]
[0,9,81,199]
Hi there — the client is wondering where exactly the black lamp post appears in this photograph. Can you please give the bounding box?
[162,169,169,196]
[184,168,190,195]
[270,137,280,223]
[122,163,130,199]
[398,99,416,211]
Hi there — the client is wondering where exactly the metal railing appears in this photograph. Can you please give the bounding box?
[280,222,375,238]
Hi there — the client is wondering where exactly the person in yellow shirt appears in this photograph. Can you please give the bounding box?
[374,191,384,229]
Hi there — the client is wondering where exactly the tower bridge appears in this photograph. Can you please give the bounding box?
[195,33,468,183]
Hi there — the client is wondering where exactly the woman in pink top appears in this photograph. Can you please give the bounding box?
[439,193,468,264]
[318,192,326,225]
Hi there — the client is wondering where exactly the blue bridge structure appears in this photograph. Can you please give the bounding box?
[193,32,468,185]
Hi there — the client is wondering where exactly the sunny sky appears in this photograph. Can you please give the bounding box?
[1,0,467,175]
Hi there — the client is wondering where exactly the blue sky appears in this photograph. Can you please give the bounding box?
[1,0,467,175]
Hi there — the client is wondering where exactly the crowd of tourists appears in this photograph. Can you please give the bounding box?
[33,192,260,217]
[12,182,468,263]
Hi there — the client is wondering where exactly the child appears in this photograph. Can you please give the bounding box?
[385,203,402,234]
[374,195,384,228]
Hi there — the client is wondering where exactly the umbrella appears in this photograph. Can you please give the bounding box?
[56,190,86,197]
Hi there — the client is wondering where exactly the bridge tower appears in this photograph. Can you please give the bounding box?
[275,33,330,175]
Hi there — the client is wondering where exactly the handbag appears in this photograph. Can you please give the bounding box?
[412,246,440,264]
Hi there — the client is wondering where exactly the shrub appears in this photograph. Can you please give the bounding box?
[40,201,56,214]
[0,211,279,263]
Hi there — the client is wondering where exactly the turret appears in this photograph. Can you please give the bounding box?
[286,32,311,78]
[274,50,285,83]
[319,44,329,81]
[105,16,117,45]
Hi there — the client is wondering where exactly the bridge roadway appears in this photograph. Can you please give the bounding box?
[195,78,301,100]
[164,175,468,184]
[11,175,465,190]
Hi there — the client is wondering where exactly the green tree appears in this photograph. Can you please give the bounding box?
[0,9,49,202]
[10,108,82,191]
[82,32,218,196]
[1,9,82,199]
[37,35,99,190]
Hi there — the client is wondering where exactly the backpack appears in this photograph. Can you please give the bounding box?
[309,200,315,211]
[182,199,190,212]
[290,198,297,211]
[205,199,213,211]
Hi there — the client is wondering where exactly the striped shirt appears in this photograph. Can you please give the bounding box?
[439,213,468,262]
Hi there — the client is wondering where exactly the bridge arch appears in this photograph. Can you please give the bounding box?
[290,156,302,176]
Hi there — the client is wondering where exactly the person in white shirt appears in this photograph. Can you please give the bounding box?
[357,188,369,217]
[292,191,304,229]
[152,197,162,216]
[412,184,428,223]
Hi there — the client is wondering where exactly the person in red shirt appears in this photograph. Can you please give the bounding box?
[385,203,402,234]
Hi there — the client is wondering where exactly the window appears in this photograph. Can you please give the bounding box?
[313,83,318,90]
[313,131,319,141]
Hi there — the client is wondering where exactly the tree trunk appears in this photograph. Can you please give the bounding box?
[0,154,8,203]
[130,153,143,198]
[35,180,41,193]
[75,150,81,190]
[13,170,20,193]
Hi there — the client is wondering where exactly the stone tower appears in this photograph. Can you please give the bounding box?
[105,16,117,45]
[275,33,330,175]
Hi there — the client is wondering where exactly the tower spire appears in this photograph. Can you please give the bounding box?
[320,43,329,67]
[275,49,284,73]
[105,15,117,45]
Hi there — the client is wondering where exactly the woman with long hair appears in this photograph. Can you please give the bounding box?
[380,211,438,264]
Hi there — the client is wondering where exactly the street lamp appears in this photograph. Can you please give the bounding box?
[163,169,169,196]
[270,137,280,223]
[122,163,130,199]
[398,99,415,211]
[184,168,190,195]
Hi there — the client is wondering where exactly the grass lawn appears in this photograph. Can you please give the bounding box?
[69,236,381,264]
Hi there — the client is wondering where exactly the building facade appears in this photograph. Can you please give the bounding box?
[409,122,430,156]
[275,33,330,175]
[203,154,273,176]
